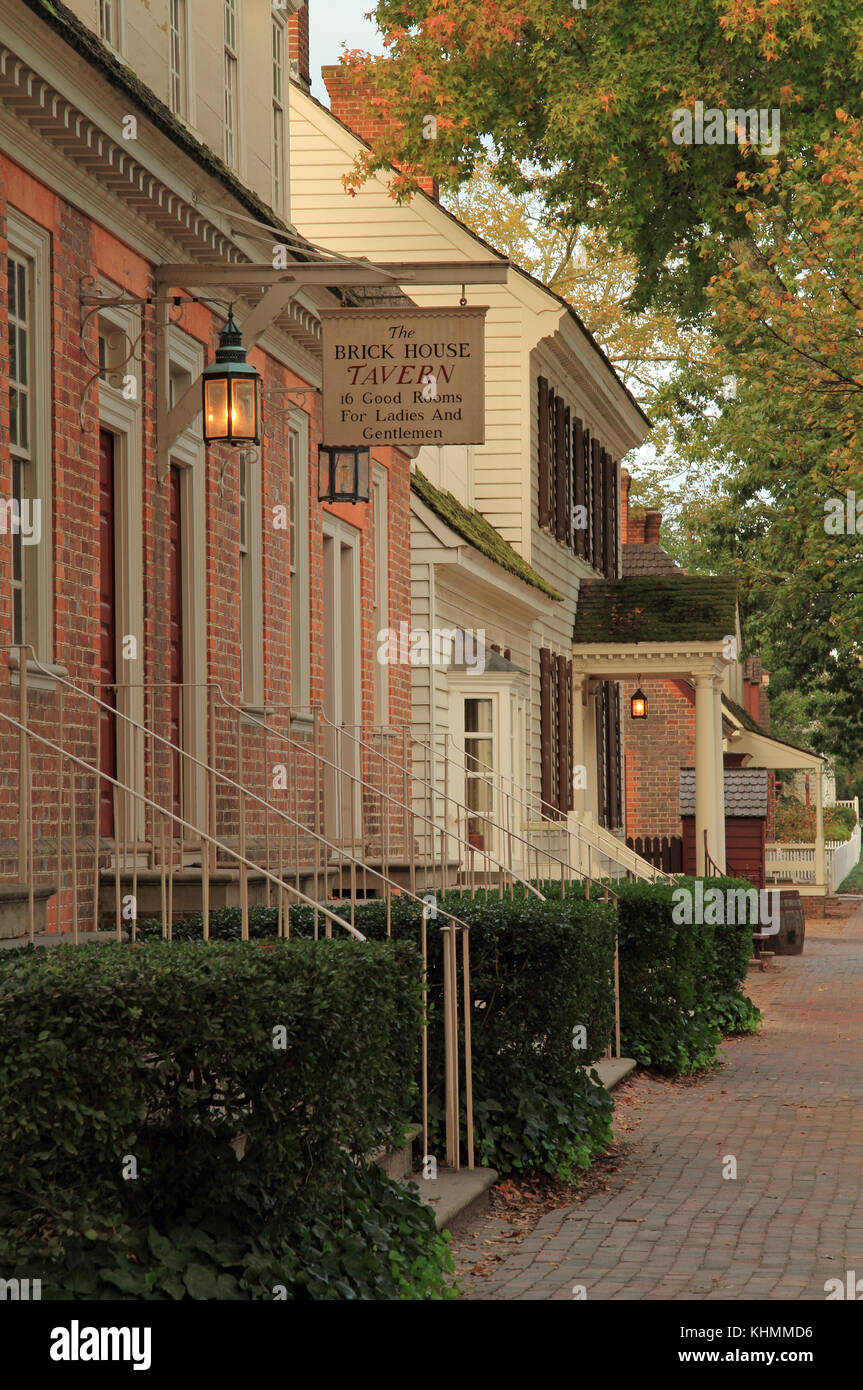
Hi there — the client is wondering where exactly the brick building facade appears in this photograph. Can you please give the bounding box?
[0,0,413,934]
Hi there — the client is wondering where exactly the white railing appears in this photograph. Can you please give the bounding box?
[767,819,861,894]
[766,843,817,885]
[829,820,861,892]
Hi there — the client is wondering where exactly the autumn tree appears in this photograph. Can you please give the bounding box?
[445,163,716,509]
[345,0,863,315]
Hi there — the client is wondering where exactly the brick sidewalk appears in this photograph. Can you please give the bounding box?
[466,905,863,1301]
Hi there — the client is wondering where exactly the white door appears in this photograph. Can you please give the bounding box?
[322,520,362,843]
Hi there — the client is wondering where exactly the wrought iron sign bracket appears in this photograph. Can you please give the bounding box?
[152,259,508,478]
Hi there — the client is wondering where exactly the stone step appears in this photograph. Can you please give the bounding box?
[0,884,55,939]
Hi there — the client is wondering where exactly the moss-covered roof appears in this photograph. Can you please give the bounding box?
[410,470,562,600]
[722,694,765,736]
[21,0,312,261]
[573,576,739,644]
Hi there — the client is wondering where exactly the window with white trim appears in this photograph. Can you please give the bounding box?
[289,420,310,710]
[99,0,122,52]
[272,14,286,214]
[6,213,52,662]
[169,0,188,119]
[224,0,239,169]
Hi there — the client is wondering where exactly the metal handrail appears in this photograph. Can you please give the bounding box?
[304,706,620,902]
[5,651,477,1169]
[11,650,476,937]
[223,696,557,901]
[369,717,669,885]
[0,706,365,942]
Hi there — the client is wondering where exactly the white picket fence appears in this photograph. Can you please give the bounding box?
[766,799,860,894]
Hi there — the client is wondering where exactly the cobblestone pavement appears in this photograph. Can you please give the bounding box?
[466,905,863,1300]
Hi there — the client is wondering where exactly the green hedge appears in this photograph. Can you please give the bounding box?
[544,877,761,1072]
[0,938,455,1299]
[138,890,617,1180]
[614,876,761,1070]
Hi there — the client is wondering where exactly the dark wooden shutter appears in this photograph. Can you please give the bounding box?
[554,395,566,540]
[564,405,572,546]
[607,683,621,826]
[540,646,553,817]
[583,428,591,561]
[538,377,550,528]
[603,450,616,579]
[611,458,619,577]
[556,655,573,813]
[573,416,586,558]
[595,683,608,825]
[591,437,603,572]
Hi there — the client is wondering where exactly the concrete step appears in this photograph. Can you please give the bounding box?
[370,1124,421,1182]
[0,884,55,939]
[411,1164,499,1233]
[588,1056,637,1090]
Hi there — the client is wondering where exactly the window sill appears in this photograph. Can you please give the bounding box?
[239,704,268,724]
[8,653,68,693]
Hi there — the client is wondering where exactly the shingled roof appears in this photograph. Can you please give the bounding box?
[411,470,562,600]
[622,542,681,578]
[680,768,769,818]
[573,577,739,644]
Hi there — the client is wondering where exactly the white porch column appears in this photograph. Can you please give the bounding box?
[571,673,587,818]
[712,679,727,872]
[694,674,719,875]
[815,762,826,893]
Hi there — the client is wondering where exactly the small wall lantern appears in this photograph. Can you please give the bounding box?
[318,445,370,504]
[630,687,647,720]
[202,308,262,446]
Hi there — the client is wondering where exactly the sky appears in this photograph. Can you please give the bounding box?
[308,2,385,103]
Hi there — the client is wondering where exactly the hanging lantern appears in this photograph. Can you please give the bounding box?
[318,445,370,504]
[202,307,262,446]
[630,687,647,720]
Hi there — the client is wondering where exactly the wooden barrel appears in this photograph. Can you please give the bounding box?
[771,889,805,955]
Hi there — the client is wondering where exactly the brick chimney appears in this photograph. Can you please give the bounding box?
[620,468,631,543]
[288,3,311,93]
[322,64,438,199]
[644,509,662,544]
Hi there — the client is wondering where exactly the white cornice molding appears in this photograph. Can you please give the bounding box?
[571,642,729,681]
[0,17,322,358]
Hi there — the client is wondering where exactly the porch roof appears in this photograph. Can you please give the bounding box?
[573,577,738,645]
[410,470,562,600]
[721,695,825,770]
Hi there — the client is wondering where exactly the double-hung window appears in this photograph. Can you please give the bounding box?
[7,212,51,663]
[272,15,286,213]
[169,0,188,118]
[224,0,239,170]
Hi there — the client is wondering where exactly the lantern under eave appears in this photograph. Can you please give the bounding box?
[202,308,262,447]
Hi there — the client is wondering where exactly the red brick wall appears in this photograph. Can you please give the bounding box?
[287,3,311,89]
[624,677,695,839]
[321,64,438,199]
[0,155,413,929]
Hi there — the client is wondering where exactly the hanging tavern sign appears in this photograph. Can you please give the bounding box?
[320,305,487,447]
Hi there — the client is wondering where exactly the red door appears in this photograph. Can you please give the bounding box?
[168,466,184,829]
[98,431,117,838]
